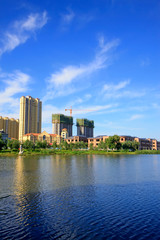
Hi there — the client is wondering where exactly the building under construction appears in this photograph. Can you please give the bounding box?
[76,118,94,138]
[52,114,73,137]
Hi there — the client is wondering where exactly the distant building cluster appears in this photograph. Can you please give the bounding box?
[0,95,160,150]
[0,116,19,139]
[88,135,160,151]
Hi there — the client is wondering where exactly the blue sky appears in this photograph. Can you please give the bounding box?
[0,0,160,139]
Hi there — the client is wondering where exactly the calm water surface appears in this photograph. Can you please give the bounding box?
[1,154,160,239]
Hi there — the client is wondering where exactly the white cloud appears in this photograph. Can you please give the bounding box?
[42,105,65,125]
[152,103,160,111]
[44,36,119,101]
[102,79,145,99]
[61,8,75,25]
[103,79,130,92]
[104,90,145,99]
[0,70,31,118]
[129,114,144,121]
[68,94,92,107]
[140,57,150,67]
[0,11,48,56]
[41,103,118,134]
[42,103,118,130]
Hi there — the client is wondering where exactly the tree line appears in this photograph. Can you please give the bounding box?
[0,134,139,151]
[90,135,139,151]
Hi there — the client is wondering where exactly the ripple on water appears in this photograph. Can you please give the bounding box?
[1,154,160,239]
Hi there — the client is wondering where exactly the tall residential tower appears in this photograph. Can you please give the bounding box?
[76,118,94,138]
[0,116,19,139]
[19,96,42,141]
[52,114,73,137]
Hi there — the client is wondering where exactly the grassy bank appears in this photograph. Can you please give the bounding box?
[0,149,160,156]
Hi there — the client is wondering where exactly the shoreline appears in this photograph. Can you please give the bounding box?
[0,149,160,156]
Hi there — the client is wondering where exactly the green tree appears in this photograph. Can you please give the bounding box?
[73,142,78,149]
[122,140,140,151]
[35,140,42,148]
[59,140,69,150]
[0,134,7,150]
[97,141,105,150]
[41,140,47,148]
[0,139,5,150]
[106,135,121,150]
[132,141,140,151]
[12,140,20,149]
[52,141,57,149]
[68,143,73,150]
[89,143,94,150]
[23,140,35,150]
[7,139,20,150]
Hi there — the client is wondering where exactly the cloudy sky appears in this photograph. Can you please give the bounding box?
[0,0,160,139]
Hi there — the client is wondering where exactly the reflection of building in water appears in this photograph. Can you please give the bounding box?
[14,156,45,228]
[14,156,40,195]
[49,155,73,189]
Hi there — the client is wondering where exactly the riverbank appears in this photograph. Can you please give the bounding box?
[0,149,160,156]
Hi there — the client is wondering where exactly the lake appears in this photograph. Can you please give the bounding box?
[1,154,160,239]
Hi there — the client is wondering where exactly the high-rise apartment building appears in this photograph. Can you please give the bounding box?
[76,118,94,138]
[19,96,42,141]
[52,114,73,137]
[0,116,19,139]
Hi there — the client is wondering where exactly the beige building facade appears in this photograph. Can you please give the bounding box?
[19,96,42,141]
[61,128,68,140]
[65,136,88,144]
[23,131,61,145]
[0,116,19,139]
[88,135,160,150]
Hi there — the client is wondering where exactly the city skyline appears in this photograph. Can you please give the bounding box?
[0,0,160,140]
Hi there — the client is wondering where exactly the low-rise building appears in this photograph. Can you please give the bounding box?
[23,131,61,145]
[65,136,88,144]
[88,136,104,148]
[88,135,160,150]
[147,139,160,150]
[61,128,68,140]
[119,136,135,142]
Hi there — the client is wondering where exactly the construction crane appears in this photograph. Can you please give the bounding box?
[65,106,73,116]
[65,106,95,117]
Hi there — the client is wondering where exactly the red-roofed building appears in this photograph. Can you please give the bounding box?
[23,131,61,144]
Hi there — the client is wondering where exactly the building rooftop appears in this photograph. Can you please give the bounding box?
[24,133,40,136]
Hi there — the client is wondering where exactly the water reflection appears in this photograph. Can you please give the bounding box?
[12,154,160,195]
[14,156,42,230]
[1,154,160,239]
